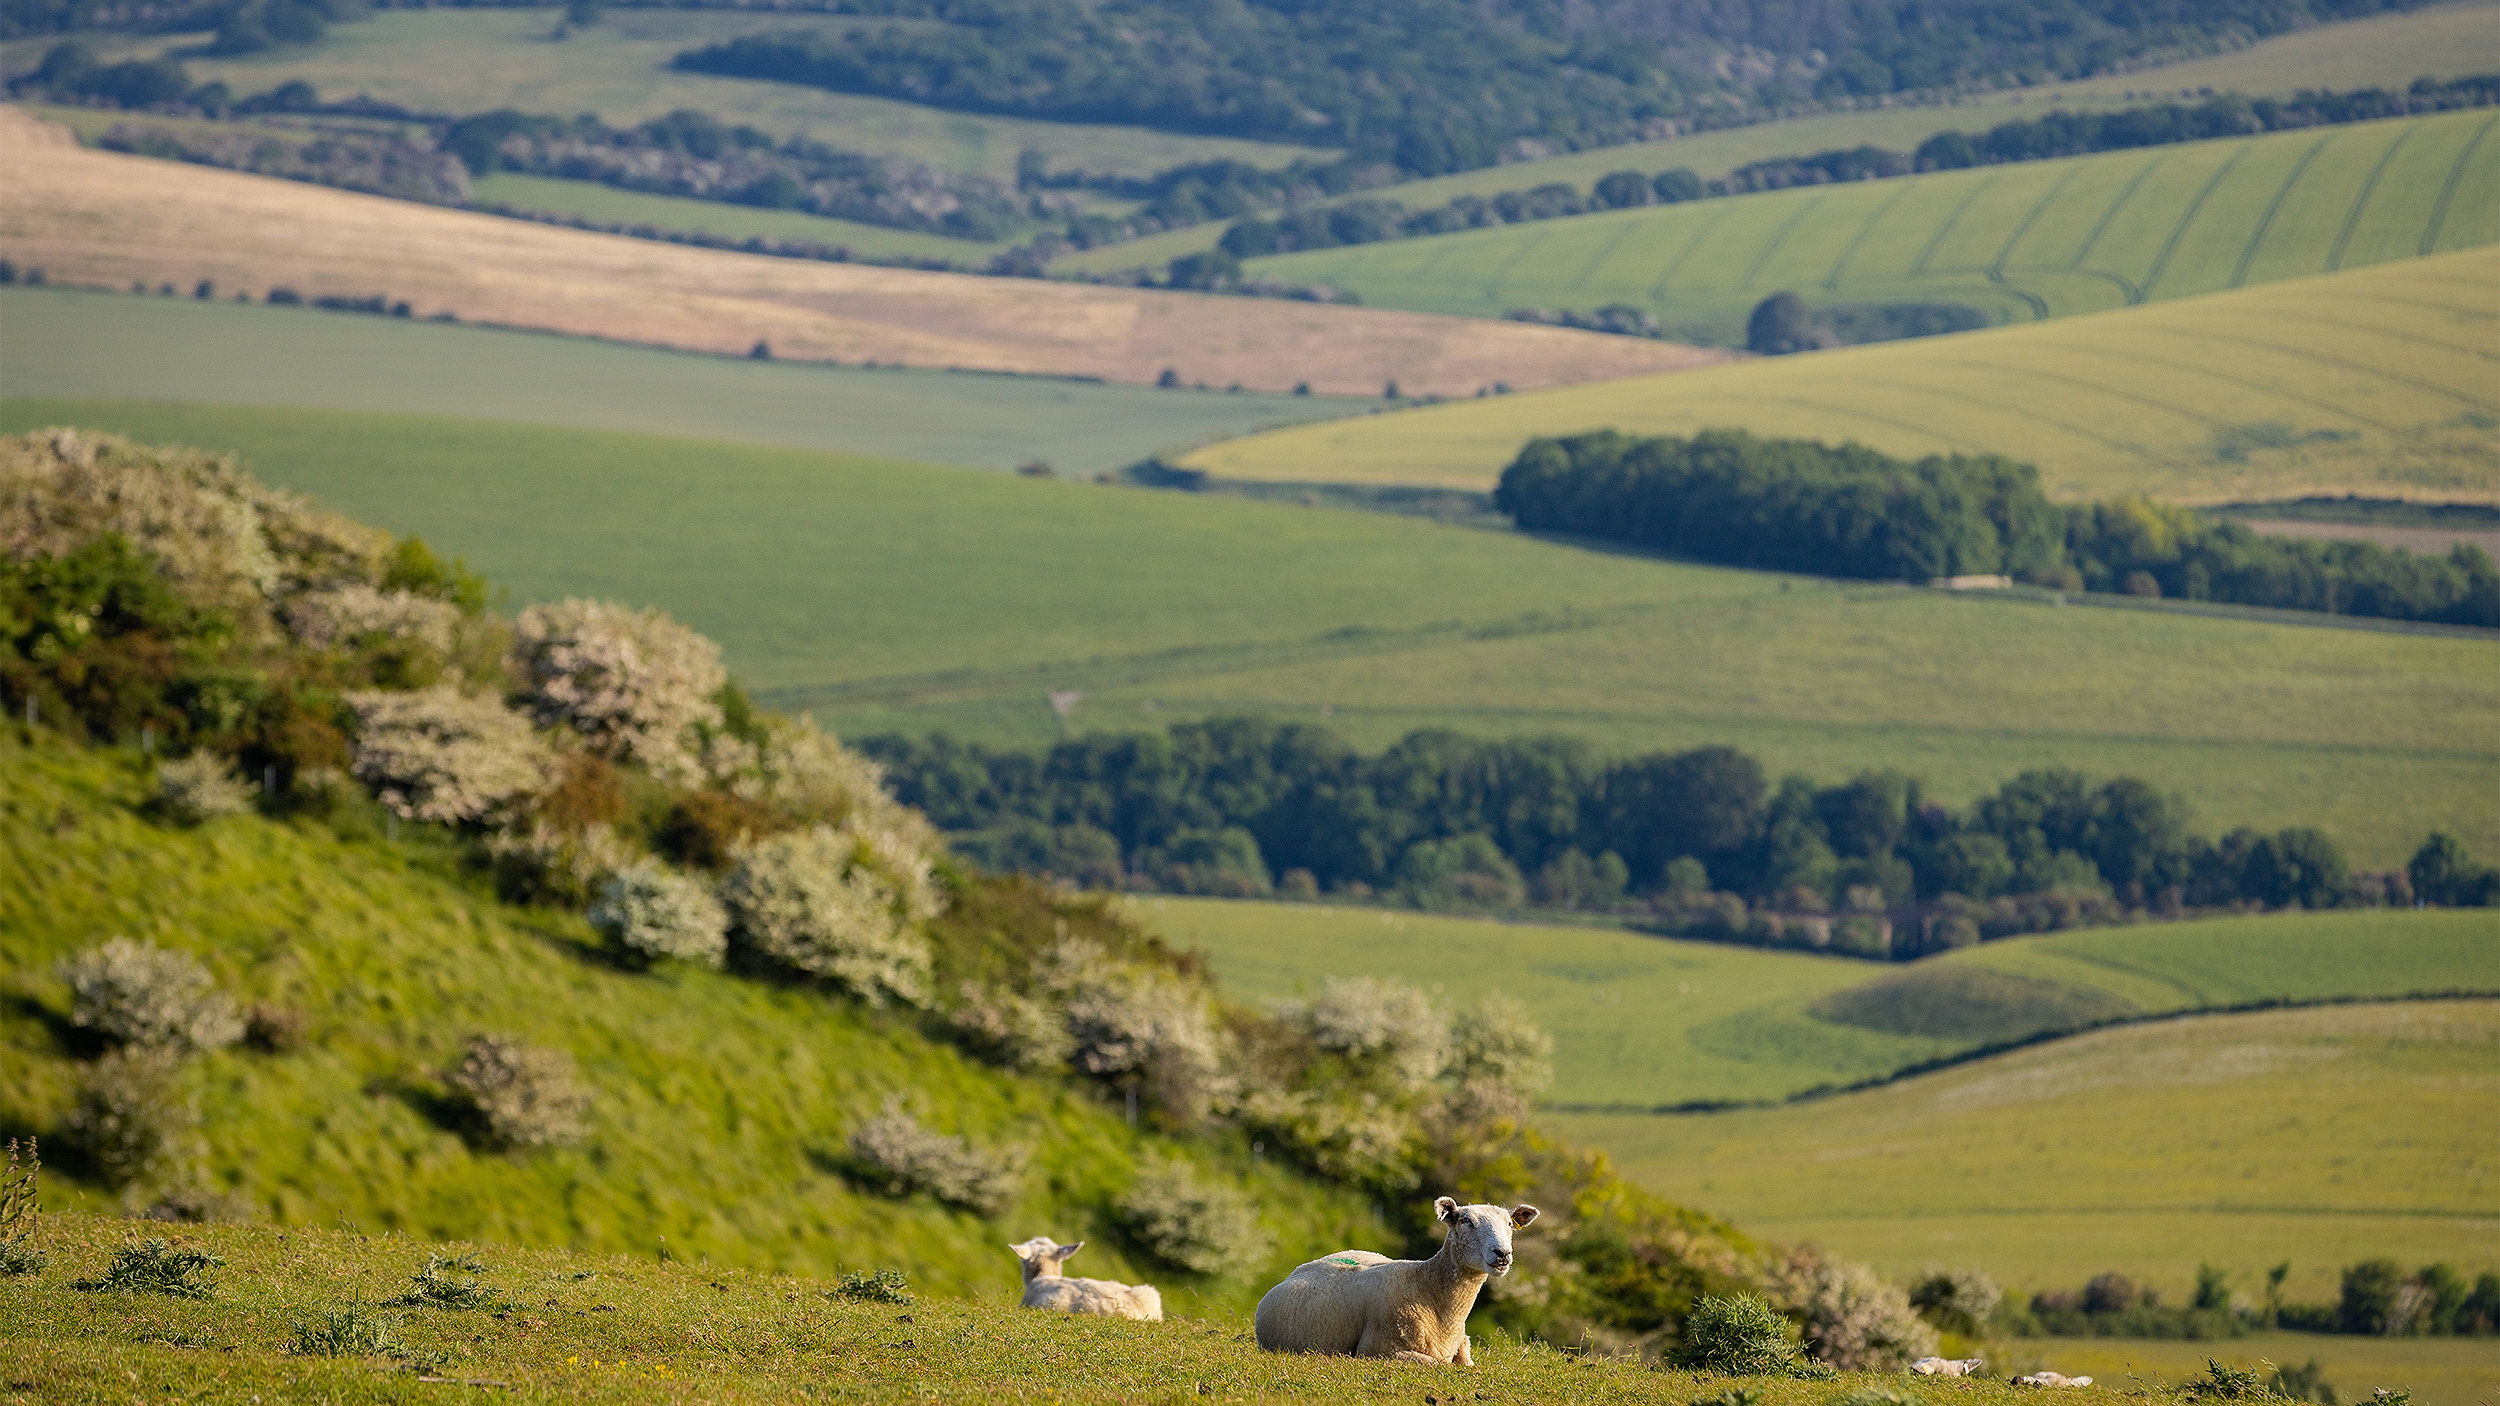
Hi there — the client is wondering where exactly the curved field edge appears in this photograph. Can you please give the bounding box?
[1131,898,2500,1109]
[1547,999,2500,1322]
[0,739,1374,1311]
[1181,244,2500,505]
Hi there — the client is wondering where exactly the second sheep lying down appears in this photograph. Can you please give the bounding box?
[1009,1237,1163,1320]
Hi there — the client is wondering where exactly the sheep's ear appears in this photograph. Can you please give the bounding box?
[1060,1241,1085,1258]
[1510,1205,1540,1228]
[1434,1196,1459,1221]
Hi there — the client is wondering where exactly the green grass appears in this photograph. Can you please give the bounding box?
[0,739,1374,1309]
[1547,999,2500,1322]
[0,398,2489,866]
[1185,243,2500,505]
[1999,1334,2500,1406]
[0,1215,2093,1406]
[0,287,1361,476]
[69,8,1326,182]
[1135,899,2500,1108]
[465,172,1010,264]
[1053,0,2500,275]
[1234,109,2498,343]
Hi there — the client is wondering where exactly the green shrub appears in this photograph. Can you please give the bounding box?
[289,1304,405,1357]
[152,752,255,824]
[61,1048,199,1187]
[1826,1389,1926,1406]
[0,1138,44,1276]
[76,1238,224,1297]
[393,1252,500,1309]
[442,1035,591,1151]
[1675,1293,1805,1374]
[1114,1156,1271,1278]
[1909,1266,2003,1335]
[720,826,934,1007]
[1690,1389,1765,1406]
[587,861,729,968]
[2185,1359,2278,1400]
[830,1268,912,1305]
[57,938,243,1053]
[843,1101,1022,1217]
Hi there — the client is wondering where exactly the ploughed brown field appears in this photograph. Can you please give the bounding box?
[0,107,1731,395]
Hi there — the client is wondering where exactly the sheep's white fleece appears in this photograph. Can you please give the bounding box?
[1008,1238,1161,1321]
[1252,1198,1536,1366]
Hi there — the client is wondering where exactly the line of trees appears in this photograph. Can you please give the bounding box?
[859,718,2497,960]
[1496,430,2500,628]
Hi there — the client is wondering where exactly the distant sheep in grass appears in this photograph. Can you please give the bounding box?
[2013,1372,2093,1387]
[1007,1238,1162,1321]
[1914,1358,1988,1377]
[1252,1196,1538,1365]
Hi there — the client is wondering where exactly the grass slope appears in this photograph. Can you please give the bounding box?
[0,107,1712,397]
[465,172,1013,264]
[0,400,2489,866]
[0,1216,2081,1406]
[1135,899,2500,1108]
[1056,0,2500,275]
[0,288,1361,476]
[0,740,1373,1310]
[1239,109,2499,340]
[53,7,1328,182]
[1185,244,2500,504]
[1548,999,2500,1320]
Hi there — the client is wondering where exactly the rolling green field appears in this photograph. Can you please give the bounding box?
[0,400,2489,865]
[1239,108,2499,340]
[1054,0,2500,275]
[0,740,1374,1309]
[1135,899,2500,1108]
[2002,1335,2499,1406]
[0,288,1360,476]
[465,172,1013,263]
[56,8,1325,182]
[1550,999,2500,1315]
[1186,244,2500,504]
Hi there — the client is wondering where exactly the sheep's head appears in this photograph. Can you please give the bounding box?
[1007,1236,1084,1283]
[1432,1196,1538,1277]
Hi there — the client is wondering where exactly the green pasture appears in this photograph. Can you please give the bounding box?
[1,399,2490,865]
[1055,0,2500,275]
[467,172,1008,264]
[2005,1335,2499,1406]
[1186,243,2500,506]
[1238,109,2498,340]
[60,8,1324,181]
[0,288,1358,475]
[1550,999,2500,1312]
[1136,899,2500,1108]
[0,739,1373,1308]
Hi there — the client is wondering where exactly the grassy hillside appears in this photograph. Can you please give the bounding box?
[463,173,1011,264]
[1185,243,2500,505]
[1550,999,2500,1315]
[0,106,1712,398]
[0,1216,2089,1406]
[1,401,2489,866]
[56,7,1327,182]
[1056,0,2500,274]
[0,739,1376,1310]
[2006,1335,2499,1406]
[1136,899,2500,1107]
[1237,108,2497,339]
[0,288,1362,477]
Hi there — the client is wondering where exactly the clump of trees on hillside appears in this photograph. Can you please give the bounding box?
[864,718,2493,959]
[2001,1261,2500,1340]
[1496,430,2500,627]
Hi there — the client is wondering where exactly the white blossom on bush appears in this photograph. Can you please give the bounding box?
[1114,1155,1272,1277]
[844,1098,1022,1217]
[57,939,244,1053]
[719,827,932,1006]
[588,861,730,967]
[347,686,547,824]
[947,982,1074,1072]
[1286,976,1450,1091]
[1448,993,1555,1100]
[721,717,948,920]
[444,1034,591,1150]
[510,599,724,783]
[1766,1247,1938,1370]
[486,821,636,908]
[153,753,255,825]
[284,584,460,653]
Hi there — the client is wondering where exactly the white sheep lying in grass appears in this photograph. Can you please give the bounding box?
[1007,1237,1162,1320]
[1252,1197,1538,1365]
[2014,1372,2094,1387]
[1915,1357,1989,1377]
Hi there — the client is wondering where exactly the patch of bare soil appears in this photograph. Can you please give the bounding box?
[0,107,1732,395]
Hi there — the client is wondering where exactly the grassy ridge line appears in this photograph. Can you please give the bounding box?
[0,401,2485,863]
[1183,244,2500,504]
[0,741,1371,1308]
[0,106,1715,398]
[0,289,1365,477]
[1237,109,2499,337]
[1548,1000,2500,1318]
[1135,899,2500,1108]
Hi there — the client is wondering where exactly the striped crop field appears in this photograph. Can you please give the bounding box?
[1184,243,2500,504]
[1243,108,2500,340]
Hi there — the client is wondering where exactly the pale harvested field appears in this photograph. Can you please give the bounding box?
[0,107,1726,395]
